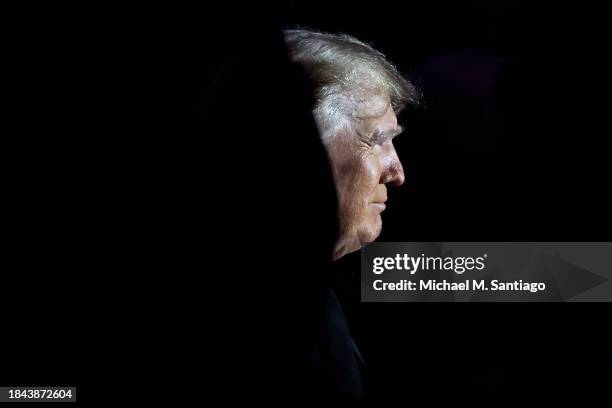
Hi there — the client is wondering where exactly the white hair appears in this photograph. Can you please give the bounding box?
[283,29,419,142]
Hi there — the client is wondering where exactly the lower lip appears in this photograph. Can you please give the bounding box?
[371,203,386,212]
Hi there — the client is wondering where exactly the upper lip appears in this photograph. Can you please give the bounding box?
[373,188,388,204]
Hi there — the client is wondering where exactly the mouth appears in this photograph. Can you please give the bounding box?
[371,202,386,212]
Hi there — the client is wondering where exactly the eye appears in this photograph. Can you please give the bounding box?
[370,131,385,145]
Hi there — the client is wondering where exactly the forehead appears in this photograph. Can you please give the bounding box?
[354,93,390,118]
[355,99,398,133]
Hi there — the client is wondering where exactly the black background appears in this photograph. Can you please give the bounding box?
[3,1,611,405]
[283,1,612,405]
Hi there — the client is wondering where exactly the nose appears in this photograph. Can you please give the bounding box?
[388,160,405,186]
[381,143,405,186]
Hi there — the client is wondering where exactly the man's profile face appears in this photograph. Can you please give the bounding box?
[326,99,405,260]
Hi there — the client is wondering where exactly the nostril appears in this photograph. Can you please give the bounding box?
[394,172,405,186]
[396,161,406,185]
[385,164,404,186]
[390,165,405,186]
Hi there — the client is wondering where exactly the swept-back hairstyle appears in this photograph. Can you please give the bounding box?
[283,29,420,141]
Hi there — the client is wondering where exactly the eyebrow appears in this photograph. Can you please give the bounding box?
[372,125,404,143]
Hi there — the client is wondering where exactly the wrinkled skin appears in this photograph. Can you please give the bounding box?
[326,100,405,260]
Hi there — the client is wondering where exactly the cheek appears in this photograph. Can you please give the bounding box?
[338,155,380,202]
[363,156,382,186]
[327,143,383,230]
[354,154,383,199]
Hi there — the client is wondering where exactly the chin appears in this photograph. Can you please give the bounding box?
[334,218,382,260]
[358,217,382,245]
